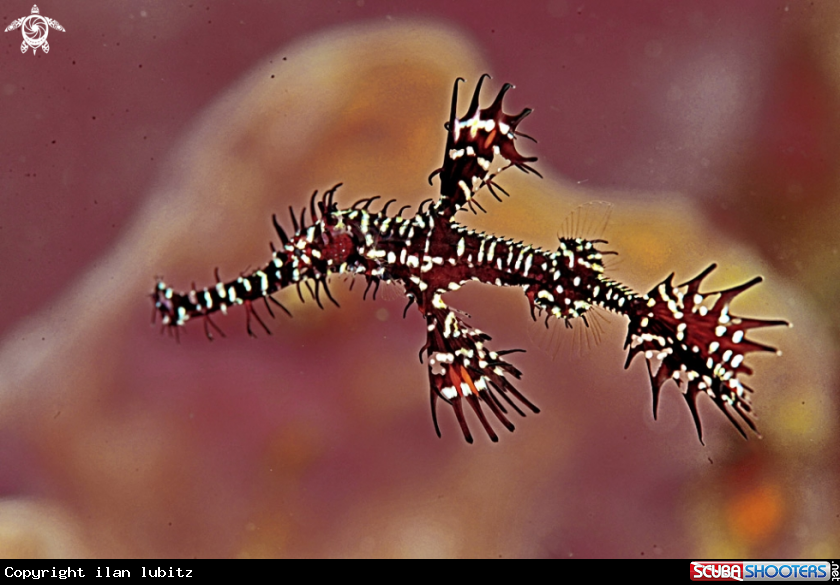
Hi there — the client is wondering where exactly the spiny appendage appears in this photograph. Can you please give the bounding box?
[429,74,540,218]
[422,294,538,443]
[152,185,348,340]
[622,264,788,443]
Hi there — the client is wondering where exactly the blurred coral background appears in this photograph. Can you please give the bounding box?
[0,1,837,558]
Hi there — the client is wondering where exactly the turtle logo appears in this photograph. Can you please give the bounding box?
[4,5,65,55]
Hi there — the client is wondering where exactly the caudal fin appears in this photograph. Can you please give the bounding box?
[624,264,787,443]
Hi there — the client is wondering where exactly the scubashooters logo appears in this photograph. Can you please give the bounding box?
[692,563,745,581]
[4,5,65,54]
[691,561,833,581]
